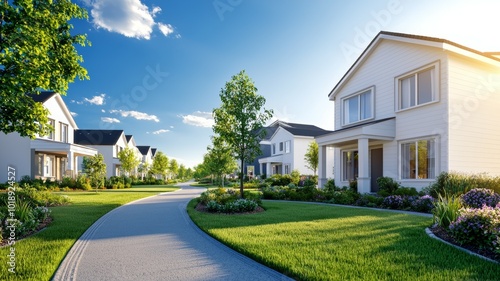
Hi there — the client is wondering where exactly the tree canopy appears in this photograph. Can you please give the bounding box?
[118,147,141,176]
[304,141,319,175]
[0,0,89,138]
[151,151,169,180]
[82,153,106,190]
[213,70,273,196]
[204,136,237,187]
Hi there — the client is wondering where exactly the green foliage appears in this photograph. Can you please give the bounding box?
[355,194,384,208]
[328,189,360,205]
[118,147,141,175]
[394,187,419,196]
[432,194,462,228]
[82,154,106,190]
[429,172,500,197]
[199,188,261,213]
[76,174,92,190]
[169,158,179,179]
[376,177,400,196]
[0,0,89,138]
[304,141,319,175]
[203,136,237,187]
[151,151,169,180]
[212,70,273,196]
[290,169,301,185]
[323,178,336,190]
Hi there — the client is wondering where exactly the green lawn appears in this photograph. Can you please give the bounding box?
[0,185,178,281]
[188,200,500,281]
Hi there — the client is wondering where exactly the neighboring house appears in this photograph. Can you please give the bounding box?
[136,145,153,178]
[316,31,500,193]
[125,134,142,175]
[0,92,97,182]
[244,126,278,178]
[74,129,128,178]
[258,121,333,176]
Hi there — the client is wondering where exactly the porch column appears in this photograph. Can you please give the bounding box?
[67,151,75,177]
[318,145,327,188]
[266,162,272,176]
[357,138,370,194]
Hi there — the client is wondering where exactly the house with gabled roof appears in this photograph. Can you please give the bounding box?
[0,92,97,182]
[74,129,128,178]
[316,31,500,193]
[257,121,333,176]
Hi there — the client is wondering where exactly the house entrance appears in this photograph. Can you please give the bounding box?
[370,148,383,192]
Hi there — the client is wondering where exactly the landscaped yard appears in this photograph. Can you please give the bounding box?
[0,185,178,281]
[188,200,500,281]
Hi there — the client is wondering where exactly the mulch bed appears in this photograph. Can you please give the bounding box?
[195,202,265,215]
[0,217,52,247]
[429,225,499,263]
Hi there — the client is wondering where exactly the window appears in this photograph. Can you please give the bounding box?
[284,164,290,174]
[36,154,43,176]
[285,141,290,153]
[401,139,436,179]
[44,156,55,177]
[60,123,68,143]
[398,64,437,110]
[342,150,358,181]
[342,88,373,125]
[279,142,284,152]
[272,144,276,154]
[60,157,68,177]
[45,119,56,140]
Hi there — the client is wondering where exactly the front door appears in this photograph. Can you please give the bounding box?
[370,148,383,192]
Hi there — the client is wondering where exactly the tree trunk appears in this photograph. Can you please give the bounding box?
[240,158,245,198]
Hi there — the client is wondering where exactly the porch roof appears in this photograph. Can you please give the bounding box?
[31,139,98,157]
[258,154,284,164]
[316,117,395,147]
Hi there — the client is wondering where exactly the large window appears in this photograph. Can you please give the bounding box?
[279,142,284,152]
[342,150,358,181]
[342,88,373,125]
[60,123,68,143]
[44,155,55,177]
[401,139,436,179]
[398,64,437,110]
[285,141,290,153]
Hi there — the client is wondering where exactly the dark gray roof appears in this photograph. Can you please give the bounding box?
[136,145,151,155]
[125,135,133,142]
[74,130,124,146]
[271,121,331,137]
[28,91,57,103]
[151,148,157,157]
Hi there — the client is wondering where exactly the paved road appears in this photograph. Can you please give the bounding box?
[53,183,292,281]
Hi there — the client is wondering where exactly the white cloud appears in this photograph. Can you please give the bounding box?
[86,0,175,39]
[152,129,170,135]
[181,111,214,128]
[158,23,174,37]
[110,109,159,122]
[84,94,106,105]
[101,109,106,113]
[101,117,120,123]
[70,112,78,117]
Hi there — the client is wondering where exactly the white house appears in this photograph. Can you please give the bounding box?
[259,121,333,176]
[0,92,97,182]
[136,145,153,178]
[317,31,500,193]
[74,129,128,178]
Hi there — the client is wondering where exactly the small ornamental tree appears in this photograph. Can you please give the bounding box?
[304,141,319,175]
[213,70,273,198]
[204,136,237,187]
[118,147,141,176]
[169,159,179,179]
[82,154,106,191]
[151,151,169,180]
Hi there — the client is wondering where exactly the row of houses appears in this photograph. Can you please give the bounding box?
[245,31,500,193]
[0,91,157,182]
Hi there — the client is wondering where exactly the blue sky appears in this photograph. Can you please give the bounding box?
[64,0,499,168]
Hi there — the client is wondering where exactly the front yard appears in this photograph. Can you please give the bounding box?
[188,200,500,281]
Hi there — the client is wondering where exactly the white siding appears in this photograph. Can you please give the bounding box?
[293,137,316,175]
[0,133,31,182]
[447,53,500,176]
[43,96,76,143]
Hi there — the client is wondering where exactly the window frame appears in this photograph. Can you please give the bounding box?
[285,140,291,153]
[399,137,438,181]
[279,142,284,152]
[341,86,375,126]
[396,61,440,112]
[341,149,359,182]
[60,123,68,143]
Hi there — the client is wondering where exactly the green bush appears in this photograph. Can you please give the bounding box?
[394,187,419,196]
[376,177,399,196]
[328,190,360,205]
[355,194,384,207]
[429,172,500,197]
[76,174,92,190]
[432,194,462,228]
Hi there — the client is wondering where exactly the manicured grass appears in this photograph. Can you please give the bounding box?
[0,185,178,281]
[188,200,500,281]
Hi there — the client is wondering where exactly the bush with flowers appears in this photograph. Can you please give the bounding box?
[461,188,500,208]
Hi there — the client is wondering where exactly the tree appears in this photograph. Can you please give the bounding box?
[0,0,90,138]
[177,164,186,180]
[213,70,273,197]
[193,163,209,180]
[138,161,150,180]
[118,147,141,176]
[304,141,319,175]
[169,159,179,179]
[82,154,106,191]
[151,151,169,180]
[204,136,237,187]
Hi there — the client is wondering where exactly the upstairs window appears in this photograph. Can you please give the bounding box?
[398,63,438,110]
[285,141,290,153]
[60,123,68,143]
[342,88,374,125]
[279,142,284,152]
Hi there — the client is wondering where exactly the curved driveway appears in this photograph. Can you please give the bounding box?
[53,183,291,281]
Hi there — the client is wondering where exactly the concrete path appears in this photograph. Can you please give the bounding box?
[53,183,292,281]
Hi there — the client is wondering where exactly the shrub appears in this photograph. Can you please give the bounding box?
[411,195,435,213]
[76,174,92,190]
[382,195,404,209]
[429,172,500,197]
[448,204,500,251]
[204,199,258,213]
[376,177,400,196]
[328,190,359,205]
[355,194,384,207]
[394,187,419,196]
[433,194,461,228]
[290,170,301,185]
[461,188,500,208]
[323,179,336,190]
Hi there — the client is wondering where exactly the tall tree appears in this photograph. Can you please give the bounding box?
[82,153,106,191]
[177,164,186,180]
[213,70,273,197]
[0,0,90,138]
[304,141,319,175]
[118,147,141,176]
[168,159,179,179]
[151,151,169,180]
[204,136,237,187]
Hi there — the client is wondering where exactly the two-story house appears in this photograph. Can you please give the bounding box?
[0,92,97,182]
[136,145,153,178]
[316,31,500,193]
[258,121,333,176]
[74,129,128,178]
